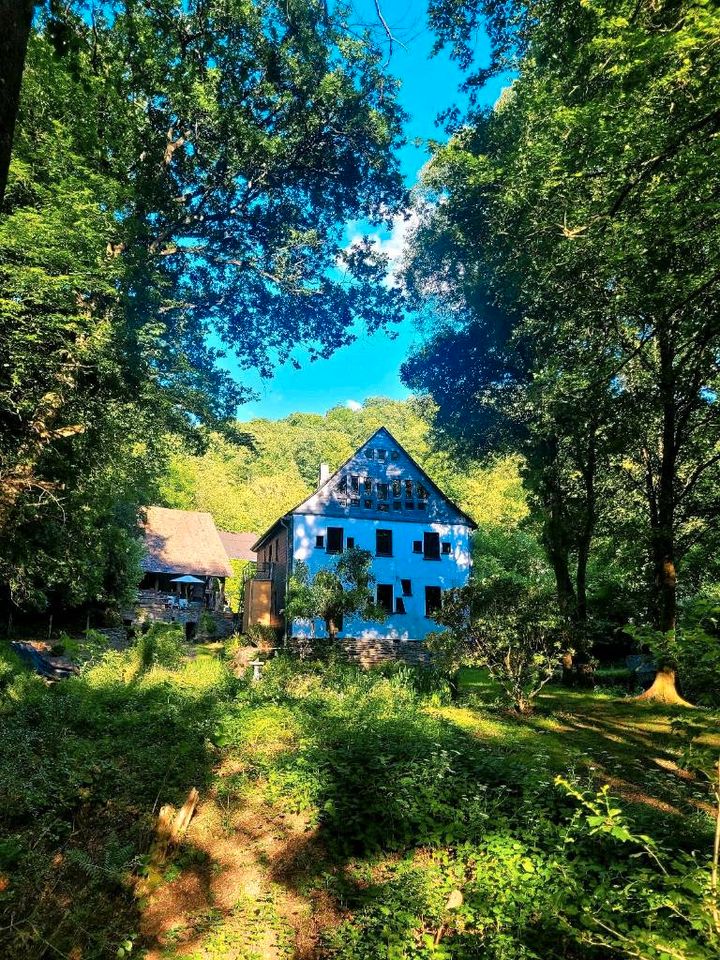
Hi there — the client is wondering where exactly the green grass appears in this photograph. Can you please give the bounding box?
[0,645,717,960]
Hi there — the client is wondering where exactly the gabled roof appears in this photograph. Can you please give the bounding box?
[253,426,476,550]
[141,506,233,578]
[218,530,257,562]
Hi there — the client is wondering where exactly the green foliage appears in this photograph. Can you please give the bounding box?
[429,527,562,712]
[1,647,717,959]
[286,547,385,640]
[246,622,280,649]
[159,397,528,534]
[0,637,235,958]
[407,0,720,641]
[134,622,186,673]
[225,558,251,615]
[2,0,407,613]
[626,593,720,706]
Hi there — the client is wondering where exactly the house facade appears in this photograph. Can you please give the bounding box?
[244,427,475,641]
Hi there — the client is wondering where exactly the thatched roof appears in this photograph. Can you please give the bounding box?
[218,530,257,562]
[141,506,233,578]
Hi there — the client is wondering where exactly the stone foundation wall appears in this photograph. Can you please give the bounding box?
[287,636,431,668]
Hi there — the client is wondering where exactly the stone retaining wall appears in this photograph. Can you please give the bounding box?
[286,636,431,669]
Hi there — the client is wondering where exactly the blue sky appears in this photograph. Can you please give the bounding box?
[229,1,497,421]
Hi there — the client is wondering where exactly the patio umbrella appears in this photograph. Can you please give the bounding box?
[170,574,205,598]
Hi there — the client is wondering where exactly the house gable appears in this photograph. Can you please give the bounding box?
[289,427,475,527]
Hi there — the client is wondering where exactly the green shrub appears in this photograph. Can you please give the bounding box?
[0,644,25,689]
[134,622,186,672]
[246,622,280,649]
[197,609,217,638]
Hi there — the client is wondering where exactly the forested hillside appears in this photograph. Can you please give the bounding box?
[159,397,528,534]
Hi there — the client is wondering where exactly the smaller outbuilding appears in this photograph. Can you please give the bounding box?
[140,506,233,607]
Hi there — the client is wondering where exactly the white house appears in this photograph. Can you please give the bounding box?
[244,427,475,642]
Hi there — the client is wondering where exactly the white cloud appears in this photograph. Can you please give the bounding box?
[344,209,420,288]
[346,399,363,412]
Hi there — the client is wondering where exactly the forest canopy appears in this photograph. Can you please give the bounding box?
[0,0,406,611]
[159,397,529,535]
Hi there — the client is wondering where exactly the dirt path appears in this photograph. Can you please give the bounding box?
[140,788,340,960]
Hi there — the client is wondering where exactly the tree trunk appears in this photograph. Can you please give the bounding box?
[641,328,684,703]
[635,667,692,707]
[653,327,678,634]
[0,0,35,206]
[575,426,597,634]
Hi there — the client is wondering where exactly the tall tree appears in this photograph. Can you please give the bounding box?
[409,0,720,659]
[1,1,406,610]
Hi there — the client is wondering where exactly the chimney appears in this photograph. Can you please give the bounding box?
[318,463,331,489]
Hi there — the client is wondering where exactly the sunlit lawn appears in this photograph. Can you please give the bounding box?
[447,666,720,838]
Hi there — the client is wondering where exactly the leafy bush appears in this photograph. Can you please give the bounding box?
[0,644,25,689]
[246,622,280,649]
[197,609,217,638]
[134,622,186,672]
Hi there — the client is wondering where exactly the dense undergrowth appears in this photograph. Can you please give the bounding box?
[0,634,718,960]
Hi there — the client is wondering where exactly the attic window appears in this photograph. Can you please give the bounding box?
[366,448,374,459]
[351,497,360,507]
[378,503,389,512]
[378,449,387,461]
[350,475,360,492]
[393,501,402,510]
[392,479,401,498]
[417,484,428,500]
[405,501,415,510]
[391,450,399,460]
[336,477,347,494]
[404,479,413,498]
[363,477,372,494]
[364,498,372,509]
[417,502,426,511]
[377,482,388,500]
